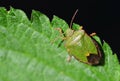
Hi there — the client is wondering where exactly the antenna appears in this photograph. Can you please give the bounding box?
[70,9,79,29]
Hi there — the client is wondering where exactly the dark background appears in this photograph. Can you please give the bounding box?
[0,0,120,60]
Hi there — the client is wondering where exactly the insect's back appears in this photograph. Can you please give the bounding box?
[65,29,98,63]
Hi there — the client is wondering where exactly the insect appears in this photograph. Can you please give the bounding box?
[56,9,102,65]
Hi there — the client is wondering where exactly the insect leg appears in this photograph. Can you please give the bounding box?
[51,28,65,43]
[90,32,96,36]
[51,28,66,47]
[67,55,72,62]
[54,28,66,37]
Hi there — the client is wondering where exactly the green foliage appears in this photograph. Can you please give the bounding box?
[0,7,120,81]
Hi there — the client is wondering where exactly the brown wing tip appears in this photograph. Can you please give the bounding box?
[87,54,101,65]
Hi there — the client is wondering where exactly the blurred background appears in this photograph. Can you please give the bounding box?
[0,0,120,60]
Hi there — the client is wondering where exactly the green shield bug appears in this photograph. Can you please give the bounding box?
[56,9,102,65]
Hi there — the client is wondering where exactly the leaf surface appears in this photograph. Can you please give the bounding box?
[0,7,120,81]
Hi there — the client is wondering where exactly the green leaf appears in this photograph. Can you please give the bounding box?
[50,16,69,47]
[51,15,69,32]
[0,7,120,81]
[31,10,52,38]
[72,23,81,30]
